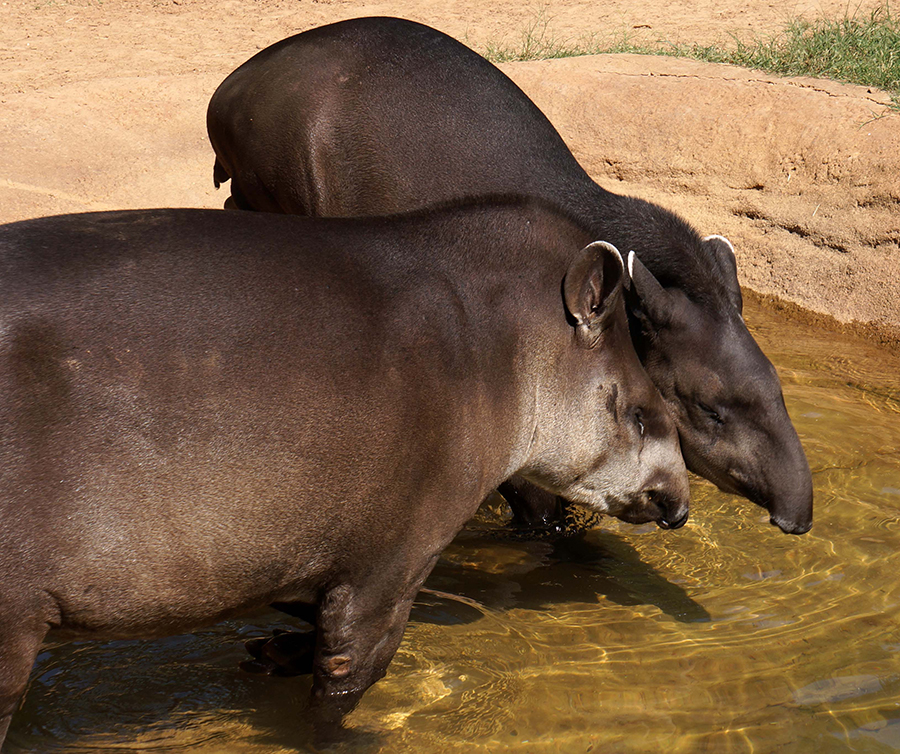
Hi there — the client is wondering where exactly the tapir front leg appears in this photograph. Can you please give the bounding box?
[499,476,568,533]
[309,554,441,724]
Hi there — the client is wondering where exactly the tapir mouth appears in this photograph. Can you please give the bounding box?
[658,509,689,530]
[769,513,812,535]
[715,472,813,535]
[606,489,690,530]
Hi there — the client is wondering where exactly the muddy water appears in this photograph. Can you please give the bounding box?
[8,298,900,753]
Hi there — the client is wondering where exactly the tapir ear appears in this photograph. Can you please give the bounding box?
[702,234,743,314]
[563,241,625,349]
[624,251,675,332]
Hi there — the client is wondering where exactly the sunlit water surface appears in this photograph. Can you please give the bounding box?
[7,299,900,753]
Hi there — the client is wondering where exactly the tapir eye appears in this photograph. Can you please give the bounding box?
[634,408,645,436]
[698,402,725,425]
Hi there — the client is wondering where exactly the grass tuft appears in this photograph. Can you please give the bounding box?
[483,4,900,106]
[482,15,598,63]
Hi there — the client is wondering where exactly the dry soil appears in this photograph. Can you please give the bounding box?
[1,0,898,341]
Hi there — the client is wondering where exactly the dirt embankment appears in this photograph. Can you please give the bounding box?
[1,0,897,341]
[501,56,900,342]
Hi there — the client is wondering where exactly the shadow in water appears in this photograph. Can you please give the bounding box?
[255,522,709,678]
[422,526,710,625]
[267,522,709,635]
[9,520,706,752]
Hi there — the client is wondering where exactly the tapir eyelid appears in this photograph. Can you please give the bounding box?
[634,408,645,436]
[698,402,725,425]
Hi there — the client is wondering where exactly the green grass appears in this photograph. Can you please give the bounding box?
[483,5,900,106]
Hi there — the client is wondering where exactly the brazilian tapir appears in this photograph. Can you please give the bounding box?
[207,16,813,535]
[0,199,689,746]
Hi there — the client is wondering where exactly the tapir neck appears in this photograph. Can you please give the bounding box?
[441,257,572,491]
[564,183,718,304]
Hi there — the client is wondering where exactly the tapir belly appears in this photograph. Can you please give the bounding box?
[0,365,489,641]
[1,456,332,638]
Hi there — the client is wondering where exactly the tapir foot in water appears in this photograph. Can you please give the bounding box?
[241,627,316,677]
[499,478,568,533]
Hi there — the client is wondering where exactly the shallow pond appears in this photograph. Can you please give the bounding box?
[8,298,900,753]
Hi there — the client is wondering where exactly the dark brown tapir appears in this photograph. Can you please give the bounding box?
[207,16,813,536]
[0,200,689,746]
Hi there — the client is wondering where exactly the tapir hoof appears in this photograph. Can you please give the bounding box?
[240,628,316,676]
[243,636,270,660]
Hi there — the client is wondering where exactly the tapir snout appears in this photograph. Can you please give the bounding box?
[645,476,691,530]
[707,457,812,536]
[600,445,691,530]
[745,426,813,535]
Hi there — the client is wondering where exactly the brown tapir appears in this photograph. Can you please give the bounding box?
[0,199,688,746]
[207,16,813,536]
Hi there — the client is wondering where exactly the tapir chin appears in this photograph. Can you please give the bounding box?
[0,199,688,745]
[207,15,813,535]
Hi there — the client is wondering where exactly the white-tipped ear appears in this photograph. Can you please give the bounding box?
[703,234,735,256]
[625,251,675,330]
[586,241,623,271]
[563,240,625,348]
[702,234,742,314]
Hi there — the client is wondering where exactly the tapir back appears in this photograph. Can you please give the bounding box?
[207,17,593,217]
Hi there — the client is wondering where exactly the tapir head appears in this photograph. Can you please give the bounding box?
[625,236,813,535]
[521,242,690,530]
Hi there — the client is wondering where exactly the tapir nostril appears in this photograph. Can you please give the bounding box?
[648,489,689,530]
[660,508,689,530]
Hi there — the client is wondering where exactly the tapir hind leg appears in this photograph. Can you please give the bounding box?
[0,618,48,750]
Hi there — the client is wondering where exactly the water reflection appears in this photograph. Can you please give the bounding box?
[8,298,900,753]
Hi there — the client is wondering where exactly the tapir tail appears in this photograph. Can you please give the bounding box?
[213,158,231,189]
